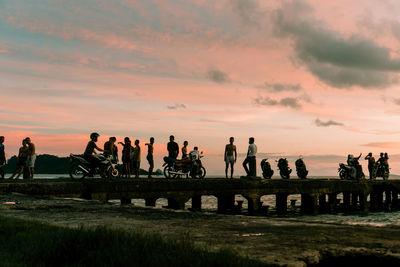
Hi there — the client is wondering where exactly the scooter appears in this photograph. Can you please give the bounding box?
[69,153,119,180]
[277,158,292,179]
[261,158,274,179]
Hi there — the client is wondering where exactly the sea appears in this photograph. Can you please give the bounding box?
[15,174,400,228]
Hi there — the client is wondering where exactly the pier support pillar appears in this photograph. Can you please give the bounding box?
[167,198,186,210]
[145,198,157,207]
[121,198,132,205]
[359,193,368,212]
[376,191,384,211]
[244,195,261,215]
[276,193,288,215]
[392,191,398,209]
[351,193,358,209]
[319,194,328,213]
[328,193,337,213]
[301,194,318,215]
[217,195,235,213]
[191,196,202,211]
[385,191,392,211]
[343,192,351,211]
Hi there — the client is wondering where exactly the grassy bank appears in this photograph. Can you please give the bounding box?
[0,216,265,267]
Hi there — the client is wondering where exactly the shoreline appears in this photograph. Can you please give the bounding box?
[1,193,400,266]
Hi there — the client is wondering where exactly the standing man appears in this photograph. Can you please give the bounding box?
[224,137,237,179]
[0,136,5,179]
[365,153,375,180]
[242,137,257,177]
[167,135,179,160]
[25,137,36,180]
[132,139,141,178]
[145,137,155,178]
[104,137,117,163]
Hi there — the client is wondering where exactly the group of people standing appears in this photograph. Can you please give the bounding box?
[224,137,257,179]
[0,136,36,180]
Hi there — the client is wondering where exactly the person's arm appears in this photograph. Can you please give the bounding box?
[118,142,125,146]
[224,145,227,161]
[95,144,104,152]
[234,146,237,162]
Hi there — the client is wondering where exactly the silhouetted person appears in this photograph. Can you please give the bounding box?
[132,139,141,178]
[365,153,375,179]
[119,137,132,178]
[384,152,389,172]
[104,137,117,163]
[9,139,28,180]
[25,137,36,179]
[224,137,237,179]
[243,137,257,177]
[167,135,179,160]
[182,141,188,159]
[0,136,5,179]
[145,137,154,178]
[84,133,103,177]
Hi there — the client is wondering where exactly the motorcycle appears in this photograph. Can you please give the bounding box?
[277,158,292,179]
[374,162,389,180]
[69,153,119,180]
[338,154,365,180]
[295,157,308,179]
[260,158,274,179]
[163,153,206,179]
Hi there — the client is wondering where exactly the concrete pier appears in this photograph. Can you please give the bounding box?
[1,178,400,216]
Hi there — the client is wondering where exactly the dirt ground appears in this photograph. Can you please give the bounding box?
[1,193,400,266]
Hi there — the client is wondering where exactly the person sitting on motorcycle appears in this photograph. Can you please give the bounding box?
[84,132,104,177]
[189,147,200,160]
[346,154,357,179]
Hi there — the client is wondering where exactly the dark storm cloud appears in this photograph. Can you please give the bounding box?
[207,70,231,84]
[273,0,400,89]
[167,103,186,110]
[314,118,344,127]
[254,96,301,108]
[257,82,303,92]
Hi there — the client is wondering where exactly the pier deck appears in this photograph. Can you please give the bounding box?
[1,178,399,215]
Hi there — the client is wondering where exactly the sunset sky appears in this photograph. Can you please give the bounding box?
[2,0,400,175]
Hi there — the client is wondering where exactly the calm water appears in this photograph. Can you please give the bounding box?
[18,174,400,227]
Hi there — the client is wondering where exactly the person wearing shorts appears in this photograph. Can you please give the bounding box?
[25,137,36,179]
[145,137,154,178]
[224,137,237,179]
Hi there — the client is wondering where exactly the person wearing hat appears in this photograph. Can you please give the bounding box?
[84,132,104,177]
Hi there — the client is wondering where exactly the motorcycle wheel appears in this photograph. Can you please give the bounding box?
[194,167,206,179]
[107,167,119,180]
[339,170,346,180]
[163,165,177,179]
[69,164,86,180]
[383,171,389,180]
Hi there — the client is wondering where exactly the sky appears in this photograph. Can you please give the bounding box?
[2,0,400,176]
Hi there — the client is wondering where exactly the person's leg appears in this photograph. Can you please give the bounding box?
[242,157,250,176]
[249,157,256,177]
[0,166,4,179]
[16,166,23,179]
[136,162,140,178]
[225,162,229,178]
[230,162,234,178]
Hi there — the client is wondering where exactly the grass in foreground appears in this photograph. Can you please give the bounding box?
[0,216,266,267]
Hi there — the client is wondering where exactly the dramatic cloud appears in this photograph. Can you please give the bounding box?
[273,0,400,89]
[314,118,344,127]
[254,96,301,108]
[257,82,303,92]
[167,104,186,110]
[206,70,231,84]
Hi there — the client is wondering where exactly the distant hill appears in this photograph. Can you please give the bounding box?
[4,154,162,175]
